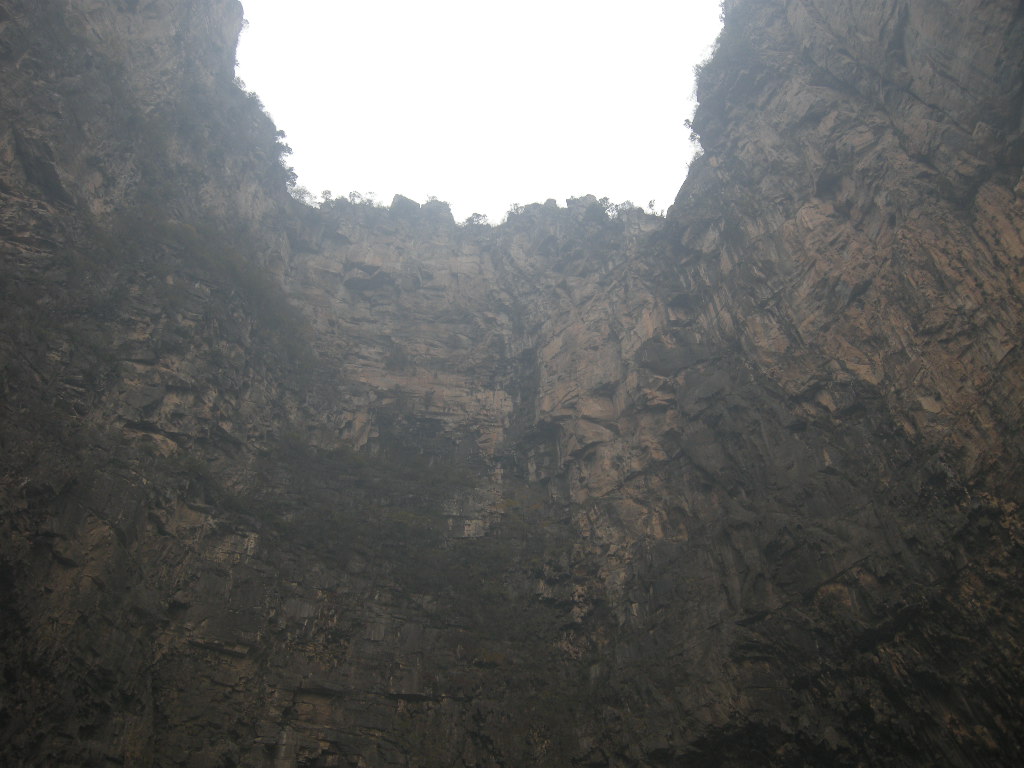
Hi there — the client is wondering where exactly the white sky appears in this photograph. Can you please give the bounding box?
[235,0,721,221]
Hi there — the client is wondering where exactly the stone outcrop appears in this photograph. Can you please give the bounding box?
[1,0,1023,766]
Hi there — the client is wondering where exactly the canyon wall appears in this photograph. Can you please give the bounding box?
[1,0,1023,765]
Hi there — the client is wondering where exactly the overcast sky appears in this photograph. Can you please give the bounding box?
[235,0,722,221]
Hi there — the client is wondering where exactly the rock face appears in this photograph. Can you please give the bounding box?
[1,0,1023,766]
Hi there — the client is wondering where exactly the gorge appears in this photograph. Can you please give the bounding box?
[1,0,1023,766]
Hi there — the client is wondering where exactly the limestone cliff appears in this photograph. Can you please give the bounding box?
[1,0,1023,766]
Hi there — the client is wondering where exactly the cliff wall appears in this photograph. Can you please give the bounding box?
[1,0,1023,766]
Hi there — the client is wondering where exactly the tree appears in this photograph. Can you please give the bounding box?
[289,185,314,205]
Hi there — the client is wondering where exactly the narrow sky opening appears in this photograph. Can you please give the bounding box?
[235,0,722,221]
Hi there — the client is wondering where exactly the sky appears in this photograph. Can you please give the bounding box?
[235,0,722,222]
